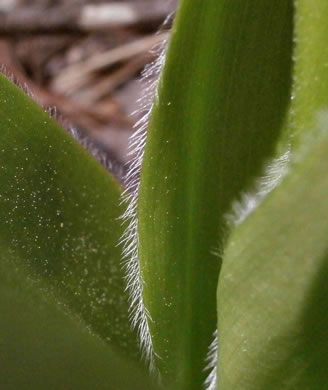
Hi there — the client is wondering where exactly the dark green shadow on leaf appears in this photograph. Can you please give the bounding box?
[0,249,157,390]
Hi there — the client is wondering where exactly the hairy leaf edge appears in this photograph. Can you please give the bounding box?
[119,22,171,375]
[204,145,291,390]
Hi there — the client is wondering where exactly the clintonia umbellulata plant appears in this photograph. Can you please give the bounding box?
[0,1,328,390]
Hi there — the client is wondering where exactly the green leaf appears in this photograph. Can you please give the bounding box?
[0,248,157,390]
[0,74,139,360]
[137,1,293,388]
[291,0,328,143]
[217,121,328,389]
[217,3,328,387]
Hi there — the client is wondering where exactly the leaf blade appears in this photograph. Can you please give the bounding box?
[137,1,293,388]
[217,121,328,389]
[0,73,139,360]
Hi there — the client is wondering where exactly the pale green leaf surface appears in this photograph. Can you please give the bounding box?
[0,248,157,390]
[291,0,328,143]
[138,1,293,388]
[0,74,139,360]
[217,122,328,389]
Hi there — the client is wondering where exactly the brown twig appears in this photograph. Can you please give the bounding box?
[75,55,153,103]
[50,32,168,96]
[0,40,129,131]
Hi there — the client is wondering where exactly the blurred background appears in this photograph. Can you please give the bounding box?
[0,0,177,174]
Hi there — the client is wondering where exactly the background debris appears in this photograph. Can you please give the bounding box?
[0,0,176,173]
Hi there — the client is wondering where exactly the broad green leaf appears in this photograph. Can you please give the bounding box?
[137,1,293,388]
[0,74,139,360]
[217,122,328,389]
[0,248,157,390]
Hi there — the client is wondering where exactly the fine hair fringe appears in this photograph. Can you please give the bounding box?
[120,14,173,374]
[204,330,218,390]
[204,146,291,390]
[226,147,291,228]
